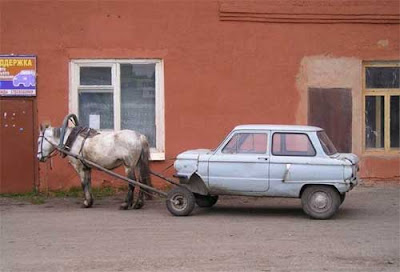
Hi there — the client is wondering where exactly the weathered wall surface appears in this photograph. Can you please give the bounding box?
[1,0,399,190]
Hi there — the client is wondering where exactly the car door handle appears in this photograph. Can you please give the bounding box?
[257,157,269,161]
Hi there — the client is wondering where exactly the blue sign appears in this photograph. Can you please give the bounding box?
[0,55,37,96]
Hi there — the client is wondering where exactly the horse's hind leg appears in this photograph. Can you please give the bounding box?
[132,168,144,209]
[132,185,144,209]
[120,169,135,210]
[81,168,93,208]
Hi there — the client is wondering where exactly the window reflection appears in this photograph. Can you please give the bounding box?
[365,96,385,149]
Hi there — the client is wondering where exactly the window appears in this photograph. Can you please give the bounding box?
[363,62,400,152]
[222,133,267,154]
[70,59,164,160]
[272,133,316,156]
[317,131,338,156]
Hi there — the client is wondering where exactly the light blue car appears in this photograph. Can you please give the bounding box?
[168,125,359,219]
[13,70,36,87]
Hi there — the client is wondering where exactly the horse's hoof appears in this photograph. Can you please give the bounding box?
[119,203,129,210]
[132,201,144,209]
[81,200,93,208]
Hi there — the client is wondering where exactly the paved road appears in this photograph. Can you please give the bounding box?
[1,185,399,272]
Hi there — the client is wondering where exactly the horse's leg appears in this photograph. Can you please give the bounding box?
[132,167,144,209]
[80,168,93,208]
[120,168,136,210]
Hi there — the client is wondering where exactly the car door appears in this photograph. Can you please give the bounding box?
[269,132,322,195]
[208,131,270,193]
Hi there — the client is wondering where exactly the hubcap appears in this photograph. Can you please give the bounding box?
[172,194,187,211]
[311,192,329,210]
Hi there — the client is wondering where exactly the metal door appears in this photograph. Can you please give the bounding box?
[308,88,352,153]
[0,98,36,193]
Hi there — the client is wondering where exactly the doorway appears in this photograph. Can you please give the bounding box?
[0,98,36,193]
[308,88,352,153]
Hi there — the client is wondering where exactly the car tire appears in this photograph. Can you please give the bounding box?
[166,187,195,216]
[301,185,341,220]
[194,194,219,208]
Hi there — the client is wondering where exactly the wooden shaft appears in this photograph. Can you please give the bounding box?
[55,146,168,197]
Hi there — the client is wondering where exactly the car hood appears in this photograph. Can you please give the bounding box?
[176,149,213,160]
[332,153,359,165]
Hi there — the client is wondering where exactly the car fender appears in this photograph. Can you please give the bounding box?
[180,173,209,196]
[299,182,350,198]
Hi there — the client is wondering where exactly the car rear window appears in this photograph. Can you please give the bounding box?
[317,131,338,155]
[272,133,316,156]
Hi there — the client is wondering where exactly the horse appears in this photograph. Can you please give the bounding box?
[37,124,152,210]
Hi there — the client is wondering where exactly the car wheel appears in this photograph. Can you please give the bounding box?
[194,194,219,208]
[301,185,341,220]
[166,187,195,216]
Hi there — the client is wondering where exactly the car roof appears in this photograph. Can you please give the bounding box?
[234,124,323,132]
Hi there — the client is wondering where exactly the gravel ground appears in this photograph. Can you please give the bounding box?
[0,185,399,272]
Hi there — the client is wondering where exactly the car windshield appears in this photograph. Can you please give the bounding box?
[317,131,338,156]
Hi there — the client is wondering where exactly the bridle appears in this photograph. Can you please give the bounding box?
[37,127,59,162]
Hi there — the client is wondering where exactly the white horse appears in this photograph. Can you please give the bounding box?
[37,124,152,209]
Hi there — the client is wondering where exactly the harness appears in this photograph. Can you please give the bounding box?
[62,126,99,168]
[38,114,98,167]
[37,127,59,161]
[63,126,99,154]
[38,126,99,166]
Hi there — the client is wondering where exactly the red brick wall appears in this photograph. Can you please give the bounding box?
[1,0,399,190]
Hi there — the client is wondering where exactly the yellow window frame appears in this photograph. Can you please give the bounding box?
[362,61,400,154]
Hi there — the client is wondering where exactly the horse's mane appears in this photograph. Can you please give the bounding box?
[53,127,61,138]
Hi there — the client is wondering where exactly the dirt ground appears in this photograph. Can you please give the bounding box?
[0,184,399,272]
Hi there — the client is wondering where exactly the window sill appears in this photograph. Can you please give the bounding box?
[362,150,400,157]
[150,151,165,161]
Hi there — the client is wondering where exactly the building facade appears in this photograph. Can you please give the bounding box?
[0,0,399,193]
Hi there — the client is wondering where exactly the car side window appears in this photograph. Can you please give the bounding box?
[222,133,268,154]
[272,133,316,156]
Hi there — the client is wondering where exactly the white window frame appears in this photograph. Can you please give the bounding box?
[69,59,165,161]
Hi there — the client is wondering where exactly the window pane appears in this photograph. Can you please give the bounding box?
[365,96,385,148]
[272,133,315,156]
[79,92,114,129]
[80,67,112,85]
[366,67,400,89]
[317,131,338,155]
[222,133,267,154]
[120,64,156,147]
[238,134,267,153]
[222,134,239,153]
[390,96,400,148]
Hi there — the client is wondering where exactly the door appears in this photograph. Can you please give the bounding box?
[308,88,352,153]
[0,98,36,193]
[208,132,270,193]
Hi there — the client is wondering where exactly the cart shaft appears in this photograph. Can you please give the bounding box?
[55,146,168,197]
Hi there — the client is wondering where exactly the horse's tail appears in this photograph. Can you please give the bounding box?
[138,134,152,199]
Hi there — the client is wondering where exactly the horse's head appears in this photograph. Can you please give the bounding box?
[37,124,60,162]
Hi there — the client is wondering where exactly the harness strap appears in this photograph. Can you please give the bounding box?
[38,128,59,160]
[78,128,93,170]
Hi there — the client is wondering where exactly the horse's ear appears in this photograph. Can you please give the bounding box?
[39,122,50,131]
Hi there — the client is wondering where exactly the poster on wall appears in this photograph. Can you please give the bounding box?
[0,55,37,97]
